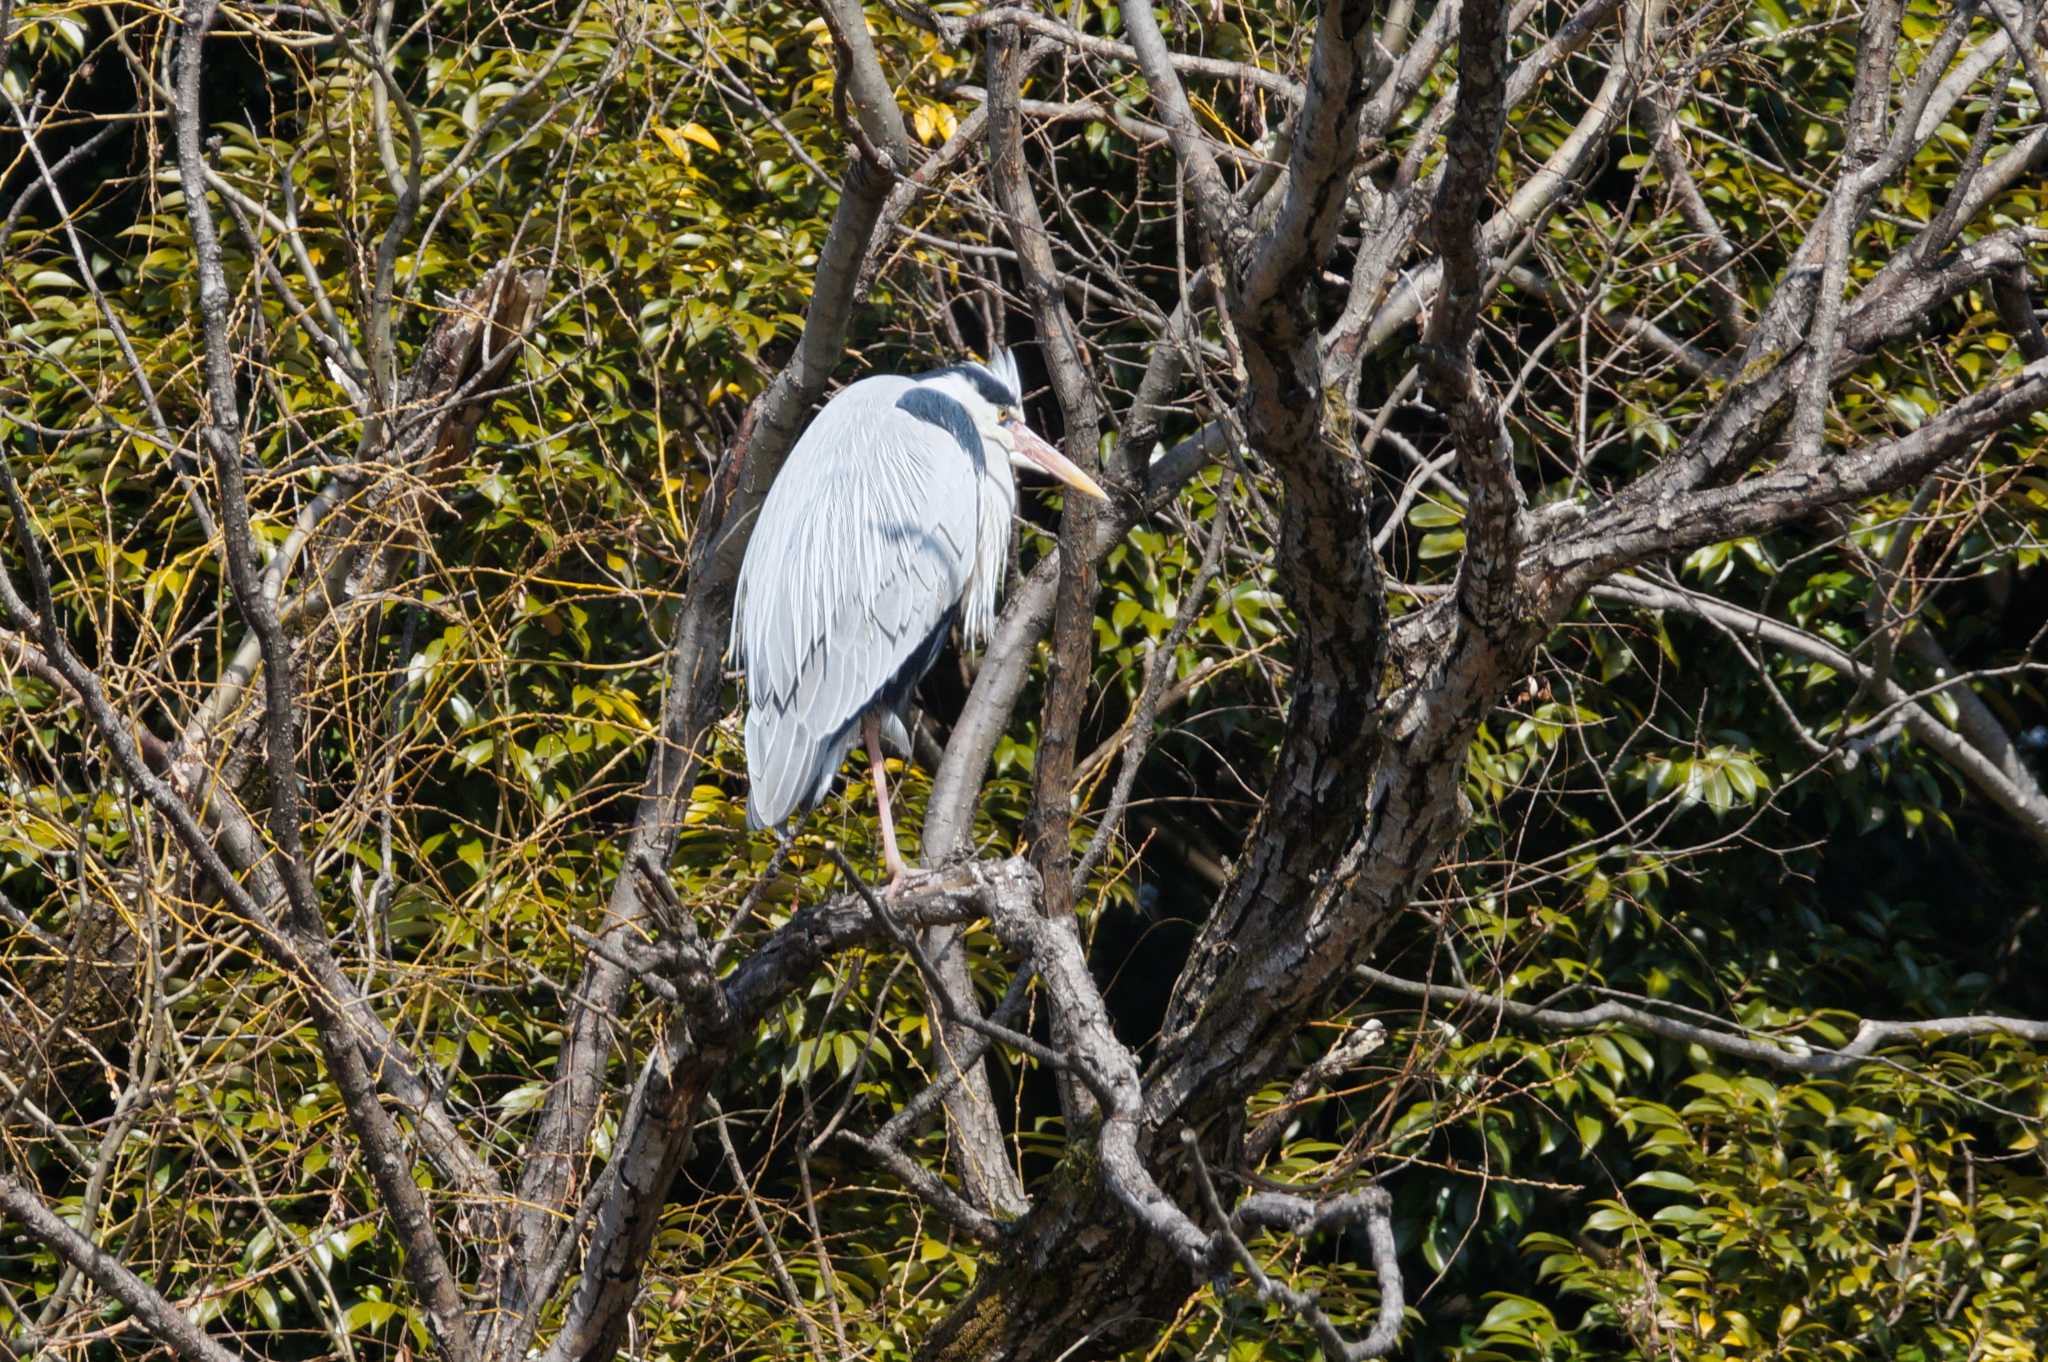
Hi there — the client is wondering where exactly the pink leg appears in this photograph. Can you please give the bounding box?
[863,712,910,893]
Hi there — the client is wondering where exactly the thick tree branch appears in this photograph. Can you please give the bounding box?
[1786,0,1907,466]
[536,858,1038,1362]
[991,21,1111,1132]
[1238,0,1388,319]
[1546,357,2048,594]
[1139,0,1396,1161]
[1420,0,1526,630]
[966,878,1407,1359]
[1537,223,2046,559]
[1616,12,2037,508]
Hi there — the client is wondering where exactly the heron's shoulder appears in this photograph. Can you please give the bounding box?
[801,375,955,442]
[806,376,988,473]
[824,373,920,408]
[783,376,924,465]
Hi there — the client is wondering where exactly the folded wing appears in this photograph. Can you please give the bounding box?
[734,377,984,830]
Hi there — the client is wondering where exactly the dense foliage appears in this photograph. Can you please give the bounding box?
[3,0,2045,1359]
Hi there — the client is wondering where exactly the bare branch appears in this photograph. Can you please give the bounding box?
[834,1128,1009,1245]
[1245,1019,1388,1163]
[949,7,1305,101]
[1115,0,1246,249]
[534,858,1040,1362]
[1185,1134,1406,1360]
[1,447,473,1360]
[512,0,932,1298]
[704,1098,832,1357]
[0,1175,249,1362]
[1786,0,1909,467]
[1592,574,2048,851]
[990,18,1114,1132]
[921,418,1230,861]
[1356,964,2048,1074]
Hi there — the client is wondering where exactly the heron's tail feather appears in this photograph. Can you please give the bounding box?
[744,708,855,831]
[744,707,808,831]
[878,712,912,759]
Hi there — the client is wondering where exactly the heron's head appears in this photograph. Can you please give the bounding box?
[921,350,1109,502]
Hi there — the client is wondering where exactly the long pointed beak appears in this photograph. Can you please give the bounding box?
[1006,420,1109,501]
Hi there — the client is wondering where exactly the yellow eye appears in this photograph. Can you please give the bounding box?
[997,406,1014,422]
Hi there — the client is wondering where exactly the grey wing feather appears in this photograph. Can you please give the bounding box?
[733,377,983,830]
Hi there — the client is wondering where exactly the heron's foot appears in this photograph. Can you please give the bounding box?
[880,865,931,900]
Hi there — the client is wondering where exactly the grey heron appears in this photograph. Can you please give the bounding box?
[733,350,1107,889]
